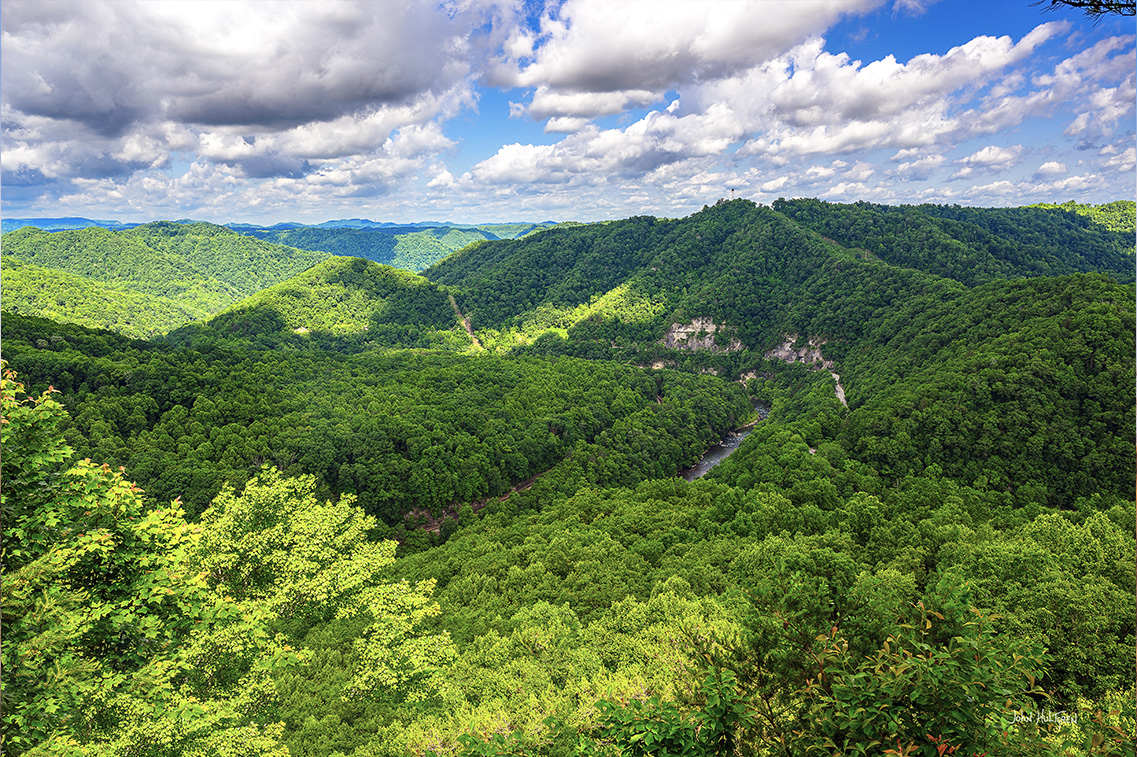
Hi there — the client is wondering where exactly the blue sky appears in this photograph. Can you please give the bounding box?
[1,0,1133,224]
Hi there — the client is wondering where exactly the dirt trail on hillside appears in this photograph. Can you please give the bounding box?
[448,294,482,350]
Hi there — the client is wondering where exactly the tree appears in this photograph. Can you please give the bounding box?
[187,469,457,703]
[1,367,453,754]
[1,365,299,755]
[1034,0,1136,18]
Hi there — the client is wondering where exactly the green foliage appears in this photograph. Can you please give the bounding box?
[243,223,553,274]
[5,198,1135,757]
[189,470,456,704]
[4,319,747,521]
[1028,201,1136,234]
[1,257,201,339]
[1,367,76,568]
[773,198,1135,286]
[837,275,1135,507]
[803,586,1049,756]
[939,512,1136,701]
[0,221,330,333]
[165,256,468,352]
[588,667,751,757]
[1,367,300,756]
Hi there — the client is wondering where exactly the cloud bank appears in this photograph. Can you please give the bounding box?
[2,0,1133,222]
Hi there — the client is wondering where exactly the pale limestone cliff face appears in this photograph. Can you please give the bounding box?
[763,334,834,370]
[764,333,848,407]
[659,317,743,352]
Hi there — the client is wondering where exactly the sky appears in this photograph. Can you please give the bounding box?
[1,0,1133,224]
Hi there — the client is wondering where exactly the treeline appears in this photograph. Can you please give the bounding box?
[772,198,1135,286]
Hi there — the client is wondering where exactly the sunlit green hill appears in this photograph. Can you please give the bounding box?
[164,255,471,351]
[1,222,331,326]
[241,221,554,272]
[1,256,200,339]
[1028,199,1136,234]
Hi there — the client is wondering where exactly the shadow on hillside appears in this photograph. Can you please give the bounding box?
[162,299,472,354]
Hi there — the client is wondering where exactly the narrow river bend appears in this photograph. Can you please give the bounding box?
[680,401,770,481]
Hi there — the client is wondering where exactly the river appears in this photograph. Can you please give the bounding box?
[680,401,769,481]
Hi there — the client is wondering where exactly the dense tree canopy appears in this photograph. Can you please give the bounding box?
[1,256,201,339]
[0,222,331,332]
[3,198,1134,756]
[1,367,452,756]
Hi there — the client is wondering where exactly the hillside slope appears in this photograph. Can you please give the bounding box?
[425,199,1133,353]
[165,256,471,351]
[425,200,961,351]
[772,198,1135,286]
[1,222,330,324]
[0,257,199,338]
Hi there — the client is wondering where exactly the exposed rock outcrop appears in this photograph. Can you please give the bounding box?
[764,334,834,370]
[659,317,743,352]
[764,333,848,408]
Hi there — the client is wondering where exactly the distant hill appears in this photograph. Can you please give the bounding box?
[1,221,330,330]
[1,217,139,233]
[165,256,471,351]
[0,216,550,337]
[425,201,947,351]
[1,256,200,339]
[240,222,555,272]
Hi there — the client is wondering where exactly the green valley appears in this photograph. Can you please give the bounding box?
[2,198,1133,757]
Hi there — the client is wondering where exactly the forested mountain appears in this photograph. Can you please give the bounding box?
[424,200,1132,509]
[3,198,1134,757]
[240,221,554,272]
[425,198,1133,352]
[772,199,1135,286]
[0,220,555,336]
[1,221,330,329]
[164,256,471,352]
[0,216,137,233]
[0,256,200,338]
